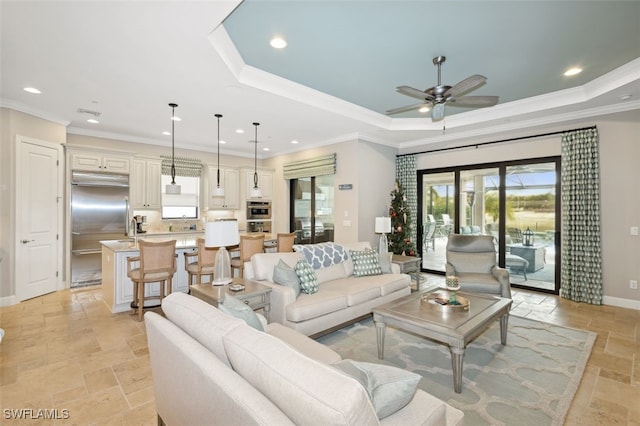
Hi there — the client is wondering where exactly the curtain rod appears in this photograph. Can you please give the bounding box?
[396,125,597,157]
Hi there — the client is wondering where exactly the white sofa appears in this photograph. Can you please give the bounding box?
[244,242,412,336]
[146,293,464,426]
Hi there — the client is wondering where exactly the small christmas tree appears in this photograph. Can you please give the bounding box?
[388,180,416,256]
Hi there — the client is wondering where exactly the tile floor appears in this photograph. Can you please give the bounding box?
[0,282,638,425]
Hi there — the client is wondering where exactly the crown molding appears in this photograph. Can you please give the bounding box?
[0,99,70,127]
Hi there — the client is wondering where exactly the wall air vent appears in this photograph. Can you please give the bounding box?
[77,108,101,117]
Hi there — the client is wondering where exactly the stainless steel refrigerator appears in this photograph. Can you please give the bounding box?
[71,171,129,287]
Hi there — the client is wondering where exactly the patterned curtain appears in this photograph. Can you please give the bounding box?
[560,127,603,304]
[395,155,417,251]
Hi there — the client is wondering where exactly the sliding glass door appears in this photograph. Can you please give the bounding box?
[418,157,560,294]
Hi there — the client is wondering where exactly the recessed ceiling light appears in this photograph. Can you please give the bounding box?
[171,116,181,122]
[162,131,171,136]
[419,106,430,113]
[263,147,270,151]
[270,37,287,49]
[23,87,41,94]
[235,129,244,134]
[291,140,299,144]
[620,94,632,100]
[87,118,99,124]
[219,140,227,144]
[564,67,582,77]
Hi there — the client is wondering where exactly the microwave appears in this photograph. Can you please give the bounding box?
[247,201,272,219]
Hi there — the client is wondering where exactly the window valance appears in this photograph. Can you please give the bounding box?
[283,153,336,180]
[161,155,202,177]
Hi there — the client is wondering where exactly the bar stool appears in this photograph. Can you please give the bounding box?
[127,240,177,321]
[184,238,218,285]
[276,232,295,252]
[230,234,265,278]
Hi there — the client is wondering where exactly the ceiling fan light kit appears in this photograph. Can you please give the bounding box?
[165,102,181,195]
[387,55,499,121]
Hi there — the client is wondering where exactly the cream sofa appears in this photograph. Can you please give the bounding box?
[146,293,464,426]
[244,242,412,336]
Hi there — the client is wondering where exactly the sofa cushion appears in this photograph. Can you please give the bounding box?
[320,279,381,307]
[286,291,348,322]
[448,251,496,274]
[161,292,245,367]
[315,262,348,284]
[295,259,319,294]
[341,242,373,276]
[293,242,349,269]
[350,249,383,277]
[266,322,342,364]
[218,295,265,331]
[273,259,301,298]
[223,324,379,425]
[332,359,421,419]
[251,252,303,281]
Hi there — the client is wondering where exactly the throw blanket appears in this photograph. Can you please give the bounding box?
[293,243,349,269]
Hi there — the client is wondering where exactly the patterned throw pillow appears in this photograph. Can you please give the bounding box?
[349,249,383,277]
[294,259,319,294]
[293,243,349,269]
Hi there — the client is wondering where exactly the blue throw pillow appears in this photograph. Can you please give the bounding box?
[294,259,318,294]
[272,259,301,298]
[218,294,264,331]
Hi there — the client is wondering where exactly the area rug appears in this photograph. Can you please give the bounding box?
[316,315,595,426]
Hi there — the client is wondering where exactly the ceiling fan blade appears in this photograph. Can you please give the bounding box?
[396,85,435,101]
[448,95,499,108]
[444,75,487,98]
[386,103,430,115]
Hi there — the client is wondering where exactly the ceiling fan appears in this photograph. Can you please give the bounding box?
[387,56,499,121]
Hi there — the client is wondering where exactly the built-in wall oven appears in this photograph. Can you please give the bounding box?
[247,201,271,219]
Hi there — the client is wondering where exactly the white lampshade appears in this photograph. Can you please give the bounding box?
[205,220,239,248]
[212,185,225,197]
[375,217,391,234]
[249,187,263,198]
[165,183,181,195]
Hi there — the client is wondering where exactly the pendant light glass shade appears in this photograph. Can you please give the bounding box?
[212,113,225,197]
[250,122,263,198]
[165,103,181,195]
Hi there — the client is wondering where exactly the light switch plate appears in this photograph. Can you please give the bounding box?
[631,226,639,236]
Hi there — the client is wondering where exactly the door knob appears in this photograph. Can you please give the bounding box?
[21,239,34,244]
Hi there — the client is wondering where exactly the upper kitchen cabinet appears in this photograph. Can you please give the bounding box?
[206,165,240,209]
[130,158,162,209]
[245,169,273,200]
[71,152,130,173]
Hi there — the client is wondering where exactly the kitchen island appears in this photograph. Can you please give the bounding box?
[101,232,275,314]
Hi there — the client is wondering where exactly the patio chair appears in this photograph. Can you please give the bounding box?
[423,220,436,251]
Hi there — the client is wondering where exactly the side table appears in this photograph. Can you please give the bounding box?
[190,278,272,321]
[391,254,422,291]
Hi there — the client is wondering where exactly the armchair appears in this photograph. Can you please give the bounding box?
[445,234,512,299]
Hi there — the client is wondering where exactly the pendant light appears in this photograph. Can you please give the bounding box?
[249,122,262,198]
[165,102,181,195]
[212,113,225,197]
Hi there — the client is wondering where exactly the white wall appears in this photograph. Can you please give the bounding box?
[0,108,67,301]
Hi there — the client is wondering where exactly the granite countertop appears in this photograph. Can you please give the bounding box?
[101,232,275,252]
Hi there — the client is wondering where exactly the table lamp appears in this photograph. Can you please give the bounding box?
[375,217,391,254]
[205,220,239,285]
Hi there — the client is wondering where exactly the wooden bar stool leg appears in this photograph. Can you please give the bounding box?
[137,282,145,321]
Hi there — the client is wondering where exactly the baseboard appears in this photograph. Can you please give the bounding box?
[603,295,640,311]
[0,294,19,307]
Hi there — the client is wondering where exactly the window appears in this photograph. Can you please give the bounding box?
[290,175,334,244]
[161,175,200,219]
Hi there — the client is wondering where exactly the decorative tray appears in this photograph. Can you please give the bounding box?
[228,283,245,292]
[421,291,470,312]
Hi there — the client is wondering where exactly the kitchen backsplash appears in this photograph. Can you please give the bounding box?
[132,210,238,234]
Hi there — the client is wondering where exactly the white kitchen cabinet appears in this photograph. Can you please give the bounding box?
[71,153,130,173]
[245,169,273,200]
[208,166,240,209]
[131,158,162,209]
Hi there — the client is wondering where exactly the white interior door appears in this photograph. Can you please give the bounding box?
[16,137,63,301]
